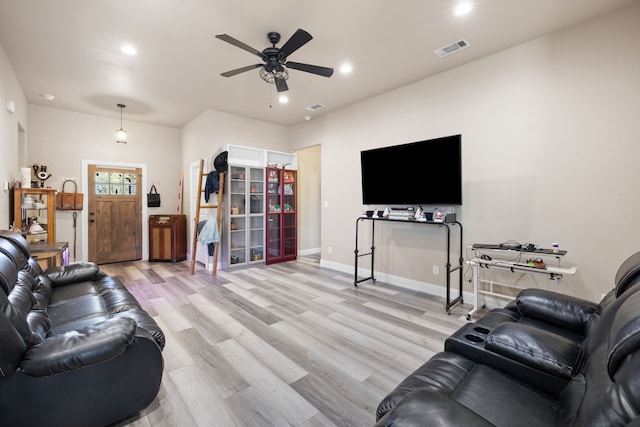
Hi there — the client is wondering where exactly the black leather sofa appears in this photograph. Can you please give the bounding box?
[0,230,165,427]
[375,252,640,426]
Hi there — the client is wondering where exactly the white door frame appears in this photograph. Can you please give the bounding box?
[82,159,148,262]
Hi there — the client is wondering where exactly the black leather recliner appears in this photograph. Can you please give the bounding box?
[0,230,165,427]
[375,252,640,426]
[472,250,640,342]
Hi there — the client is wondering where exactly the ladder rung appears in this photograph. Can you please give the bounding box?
[199,205,219,209]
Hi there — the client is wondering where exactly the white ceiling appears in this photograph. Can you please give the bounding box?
[0,0,636,128]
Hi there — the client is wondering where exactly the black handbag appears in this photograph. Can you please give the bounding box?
[147,185,161,207]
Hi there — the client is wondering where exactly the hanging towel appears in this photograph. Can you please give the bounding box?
[198,219,220,256]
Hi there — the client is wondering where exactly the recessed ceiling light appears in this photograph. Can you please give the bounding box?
[278,95,289,104]
[454,2,473,16]
[339,63,353,74]
[120,44,138,56]
[39,93,55,101]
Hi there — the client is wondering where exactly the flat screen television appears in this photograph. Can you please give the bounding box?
[360,134,462,206]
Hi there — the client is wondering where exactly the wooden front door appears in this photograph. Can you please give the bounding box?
[88,165,142,264]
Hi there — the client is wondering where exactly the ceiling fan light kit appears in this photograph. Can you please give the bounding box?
[216,29,334,93]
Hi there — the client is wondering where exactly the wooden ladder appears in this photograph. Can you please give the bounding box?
[190,158,225,275]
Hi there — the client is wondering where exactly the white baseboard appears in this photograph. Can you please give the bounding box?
[298,247,321,256]
[319,259,476,304]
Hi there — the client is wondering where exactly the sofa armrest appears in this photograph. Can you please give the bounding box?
[516,288,598,335]
[44,262,100,287]
[485,323,582,379]
[20,317,136,376]
[375,389,493,427]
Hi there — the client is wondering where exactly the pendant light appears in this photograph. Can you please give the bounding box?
[115,103,128,144]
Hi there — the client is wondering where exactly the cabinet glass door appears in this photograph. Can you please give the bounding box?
[282,170,296,258]
[266,168,282,259]
[228,166,246,265]
[229,166,246,216]
[248,167,265,262]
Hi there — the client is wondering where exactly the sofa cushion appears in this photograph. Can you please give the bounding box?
[515,288,598,335]
[485,323,582,379]
[377,389,494,427]
[45,262,100,287]
[615,251,640,297]
[0,239,27,269]
[376,351,560,426]
[49,280,99,304]
[376,352,475,420]
[21,317,137,376]
[6,277,40,346]
[607,291,640,378]
[0,309,26,377]
[48,293,109,336]
[0,231,30,258]
[0,256,18,295]
[450,362,559,426]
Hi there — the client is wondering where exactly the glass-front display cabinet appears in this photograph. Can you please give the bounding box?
[265,168,297,264]
[223,165,265,268]
[12,188,57,244]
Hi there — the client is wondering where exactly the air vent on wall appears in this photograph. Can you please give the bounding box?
[433,39,471,58]
[305,103,325,111]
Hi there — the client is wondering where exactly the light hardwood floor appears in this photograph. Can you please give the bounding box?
[102,256,471,427]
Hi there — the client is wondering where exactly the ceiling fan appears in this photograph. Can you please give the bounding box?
[215,29,334,93]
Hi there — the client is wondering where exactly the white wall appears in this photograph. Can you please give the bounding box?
[296,145,321,254]
[0,44,28,229]
[290,2,640,301]
[28,105,181,260]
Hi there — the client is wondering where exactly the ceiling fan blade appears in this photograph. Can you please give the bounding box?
[279,29,313,58]
[215,34,264,59]
[220,64,263,77]
[286,62,334,78]
[275,78,289,93]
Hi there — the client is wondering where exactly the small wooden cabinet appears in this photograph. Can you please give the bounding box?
[265,168,297,264]
[12,188,56,244]
[149,215,187,262]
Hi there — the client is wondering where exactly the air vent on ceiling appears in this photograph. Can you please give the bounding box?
[433,39,471,58]
[305,103,325,112]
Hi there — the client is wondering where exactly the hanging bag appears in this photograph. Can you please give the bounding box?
[56,179,84,210]
[147,185,161,207]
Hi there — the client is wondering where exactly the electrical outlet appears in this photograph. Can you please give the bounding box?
[328,246,333,254]
[433,265,439,275]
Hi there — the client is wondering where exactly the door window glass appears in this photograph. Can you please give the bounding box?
[95,171,136,196]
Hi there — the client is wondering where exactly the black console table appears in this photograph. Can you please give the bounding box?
[353,216,464,313]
